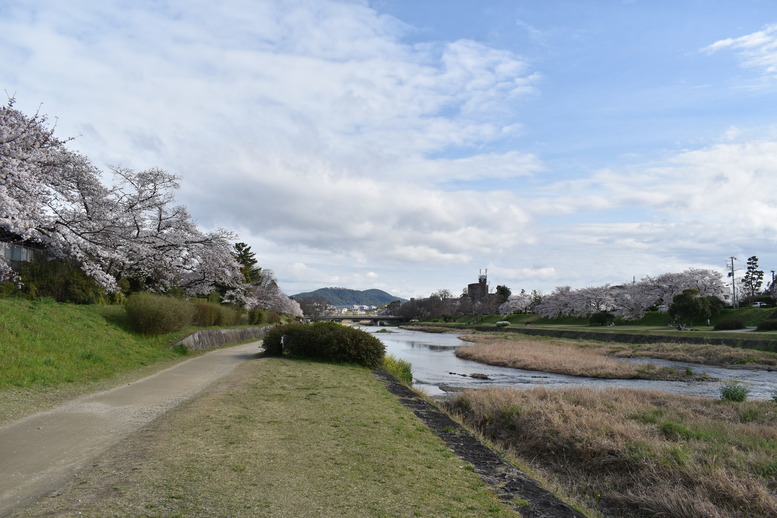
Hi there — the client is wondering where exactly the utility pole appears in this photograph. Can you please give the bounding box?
[729,257,738,308]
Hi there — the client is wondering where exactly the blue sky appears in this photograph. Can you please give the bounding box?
[2,1,777,298]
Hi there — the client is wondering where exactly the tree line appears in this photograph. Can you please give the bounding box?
[384,263,776,323]
[0,98,301,317]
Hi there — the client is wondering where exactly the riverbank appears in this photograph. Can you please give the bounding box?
[454,332,777,381]
[11,358,524,517]
[448,386,777,518]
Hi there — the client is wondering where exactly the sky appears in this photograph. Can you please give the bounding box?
[2,0,777,299]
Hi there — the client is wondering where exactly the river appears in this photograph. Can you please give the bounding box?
[366,327,777,401]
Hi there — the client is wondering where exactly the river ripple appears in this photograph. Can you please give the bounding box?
[367,327,777,400]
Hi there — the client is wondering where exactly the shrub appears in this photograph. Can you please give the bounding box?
[192,301,220,326]
[248,309,263,325]
[191,301,243,326]
[714,318,746,331]
[248,309,281,325]
[495,321,510,327]
[214,305,242,326]
[756,319,777,331]
[125,292,194,335]
[13,259,106,304]
[720,380,750,402]
[589,311,615,326]
[262,322,385,368]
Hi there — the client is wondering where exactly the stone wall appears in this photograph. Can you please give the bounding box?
[175,326,271,351]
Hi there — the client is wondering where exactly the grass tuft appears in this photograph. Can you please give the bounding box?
[720,380,751,402]
[382,354,413,384]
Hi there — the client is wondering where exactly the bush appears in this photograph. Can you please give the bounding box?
[214,305,242,326]
[262,322,385,368]
[248,309,282,325]
[720,380,750,402]
[125,292,195,335]
[191,301,243,326]
[756,319,777,331]
[714,318,746,331]
[12,259,106,304]
[192,301,220,326]
[589,311,615,326]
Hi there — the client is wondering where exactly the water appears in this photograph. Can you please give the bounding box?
[367,327,777,400]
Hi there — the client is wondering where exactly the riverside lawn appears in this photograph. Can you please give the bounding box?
[15,358,516,517]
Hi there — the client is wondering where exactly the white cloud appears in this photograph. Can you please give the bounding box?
[705,24,777,81]
[4,1,777,298]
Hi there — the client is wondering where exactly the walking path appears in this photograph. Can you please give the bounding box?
[0,341,262,517]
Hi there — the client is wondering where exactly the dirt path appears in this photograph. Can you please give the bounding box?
[0,341,262,517]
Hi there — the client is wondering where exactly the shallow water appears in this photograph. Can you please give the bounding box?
[367,327,777,400]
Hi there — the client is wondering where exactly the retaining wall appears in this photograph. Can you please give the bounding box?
[175,326,271,351]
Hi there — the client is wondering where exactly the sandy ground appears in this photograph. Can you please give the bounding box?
[0,341,262,517]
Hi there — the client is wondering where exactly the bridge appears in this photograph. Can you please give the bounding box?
[319,314,405,325]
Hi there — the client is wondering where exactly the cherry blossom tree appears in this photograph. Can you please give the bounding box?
[498,290,533,315]
[247,269,303,317]
[1,99,248,299]
[612,281,660,321]
[574,284,615,315]
[534,286,575,318]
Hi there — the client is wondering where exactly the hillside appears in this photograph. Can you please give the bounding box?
[292,287,406,306]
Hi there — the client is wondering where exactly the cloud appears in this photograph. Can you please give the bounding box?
[4,1,777,298]
[705,24,777,81]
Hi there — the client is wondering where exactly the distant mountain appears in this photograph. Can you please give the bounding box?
[292,287,406,307]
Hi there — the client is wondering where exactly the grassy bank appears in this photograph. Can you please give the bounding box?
[450,386,777,518]
[0,298,202,422]
[0,298,196,389]
[16,358,516,517]
[455,333,777,379]
[439,307,777,328]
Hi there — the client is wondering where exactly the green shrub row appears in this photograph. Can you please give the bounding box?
[124,293,272,335]
[756,319,777,331]
[589,311,615,326]
[263,322,385,368]
[2,259,108,304]
[191,301,241,327]
[125,292,196,335]
[714,318,746,330]
[247,309,282,325]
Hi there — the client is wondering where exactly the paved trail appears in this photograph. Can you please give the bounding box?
[0,342,262,517]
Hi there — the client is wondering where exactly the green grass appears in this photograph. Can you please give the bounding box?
[382,354,413,384]
[429,307,777,329]
[0,298,194,389]
[18,359,516,517]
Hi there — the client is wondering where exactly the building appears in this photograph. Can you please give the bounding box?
[467,269,489,300]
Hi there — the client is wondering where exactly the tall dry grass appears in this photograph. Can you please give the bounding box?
[608,340,777,367]
[455,335,698,379]
[450,386,777,518]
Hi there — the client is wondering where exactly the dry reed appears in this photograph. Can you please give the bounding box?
[450,386,777,518]
[456,335,698,380]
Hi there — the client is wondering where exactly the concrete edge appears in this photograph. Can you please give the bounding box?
[174,326,271,351]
